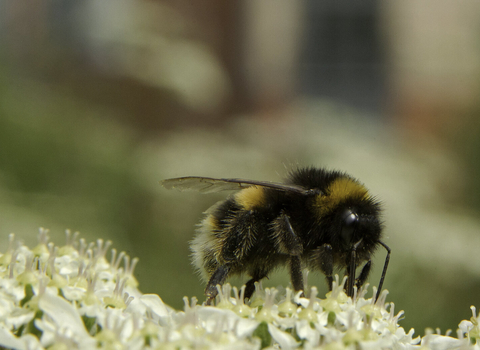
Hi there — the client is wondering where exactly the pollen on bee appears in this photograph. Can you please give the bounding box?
[234,186,265,210]
[315,177,369,214]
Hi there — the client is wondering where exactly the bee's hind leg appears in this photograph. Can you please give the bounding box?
[244,270,268,300]
[205,265,231,305]
[273,212,305,295]
[289,255,304,296]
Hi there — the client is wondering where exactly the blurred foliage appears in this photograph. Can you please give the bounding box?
[0,68,203,305]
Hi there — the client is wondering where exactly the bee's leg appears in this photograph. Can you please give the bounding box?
[346,239,363,297]
[244,270,268,300]
[272,212,305,294]
[289,255,304,294]
[272,211,303,256]
[244,279,256,300]
[355,260,371,289]
[316,244,334,291]
[205,265,231,305]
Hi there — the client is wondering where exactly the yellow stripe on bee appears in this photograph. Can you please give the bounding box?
[315,177,369,214]
[235,186,265,210]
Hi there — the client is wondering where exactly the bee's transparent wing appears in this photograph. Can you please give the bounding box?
[161,176,310,194]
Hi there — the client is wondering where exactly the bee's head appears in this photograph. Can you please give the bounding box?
[312,175,383,253]
[336,201,382,254]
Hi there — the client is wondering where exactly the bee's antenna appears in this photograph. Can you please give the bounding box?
[374,241,391,301]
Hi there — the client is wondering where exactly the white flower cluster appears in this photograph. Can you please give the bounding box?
[0,229,479,350]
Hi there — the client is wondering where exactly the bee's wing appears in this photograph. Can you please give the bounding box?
[161,176,310,195]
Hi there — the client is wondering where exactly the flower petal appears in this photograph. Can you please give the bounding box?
[38,290,96,348]
[267,323,299,350]
[0,325,26,350]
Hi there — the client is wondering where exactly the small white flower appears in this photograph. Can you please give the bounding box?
[4,306,34,329]
[267,322,298,350]
[1,228,480,350]
[296,319,320,346]
[138,293,173,326]
[0,324,29,350]
[37,290,96,349]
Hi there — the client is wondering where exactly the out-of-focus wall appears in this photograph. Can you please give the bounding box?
[382,0,480,138]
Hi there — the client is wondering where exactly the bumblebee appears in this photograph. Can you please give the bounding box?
[162,167,390,304]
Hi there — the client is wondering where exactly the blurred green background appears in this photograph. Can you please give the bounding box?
[2,0,480,335]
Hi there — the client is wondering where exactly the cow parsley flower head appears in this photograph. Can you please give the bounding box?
[0,228,479,349]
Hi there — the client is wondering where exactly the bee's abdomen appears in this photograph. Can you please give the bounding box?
[191,205,223,282]
[191,190,274,280]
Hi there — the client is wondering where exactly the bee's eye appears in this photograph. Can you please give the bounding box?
[341,209,358,245]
